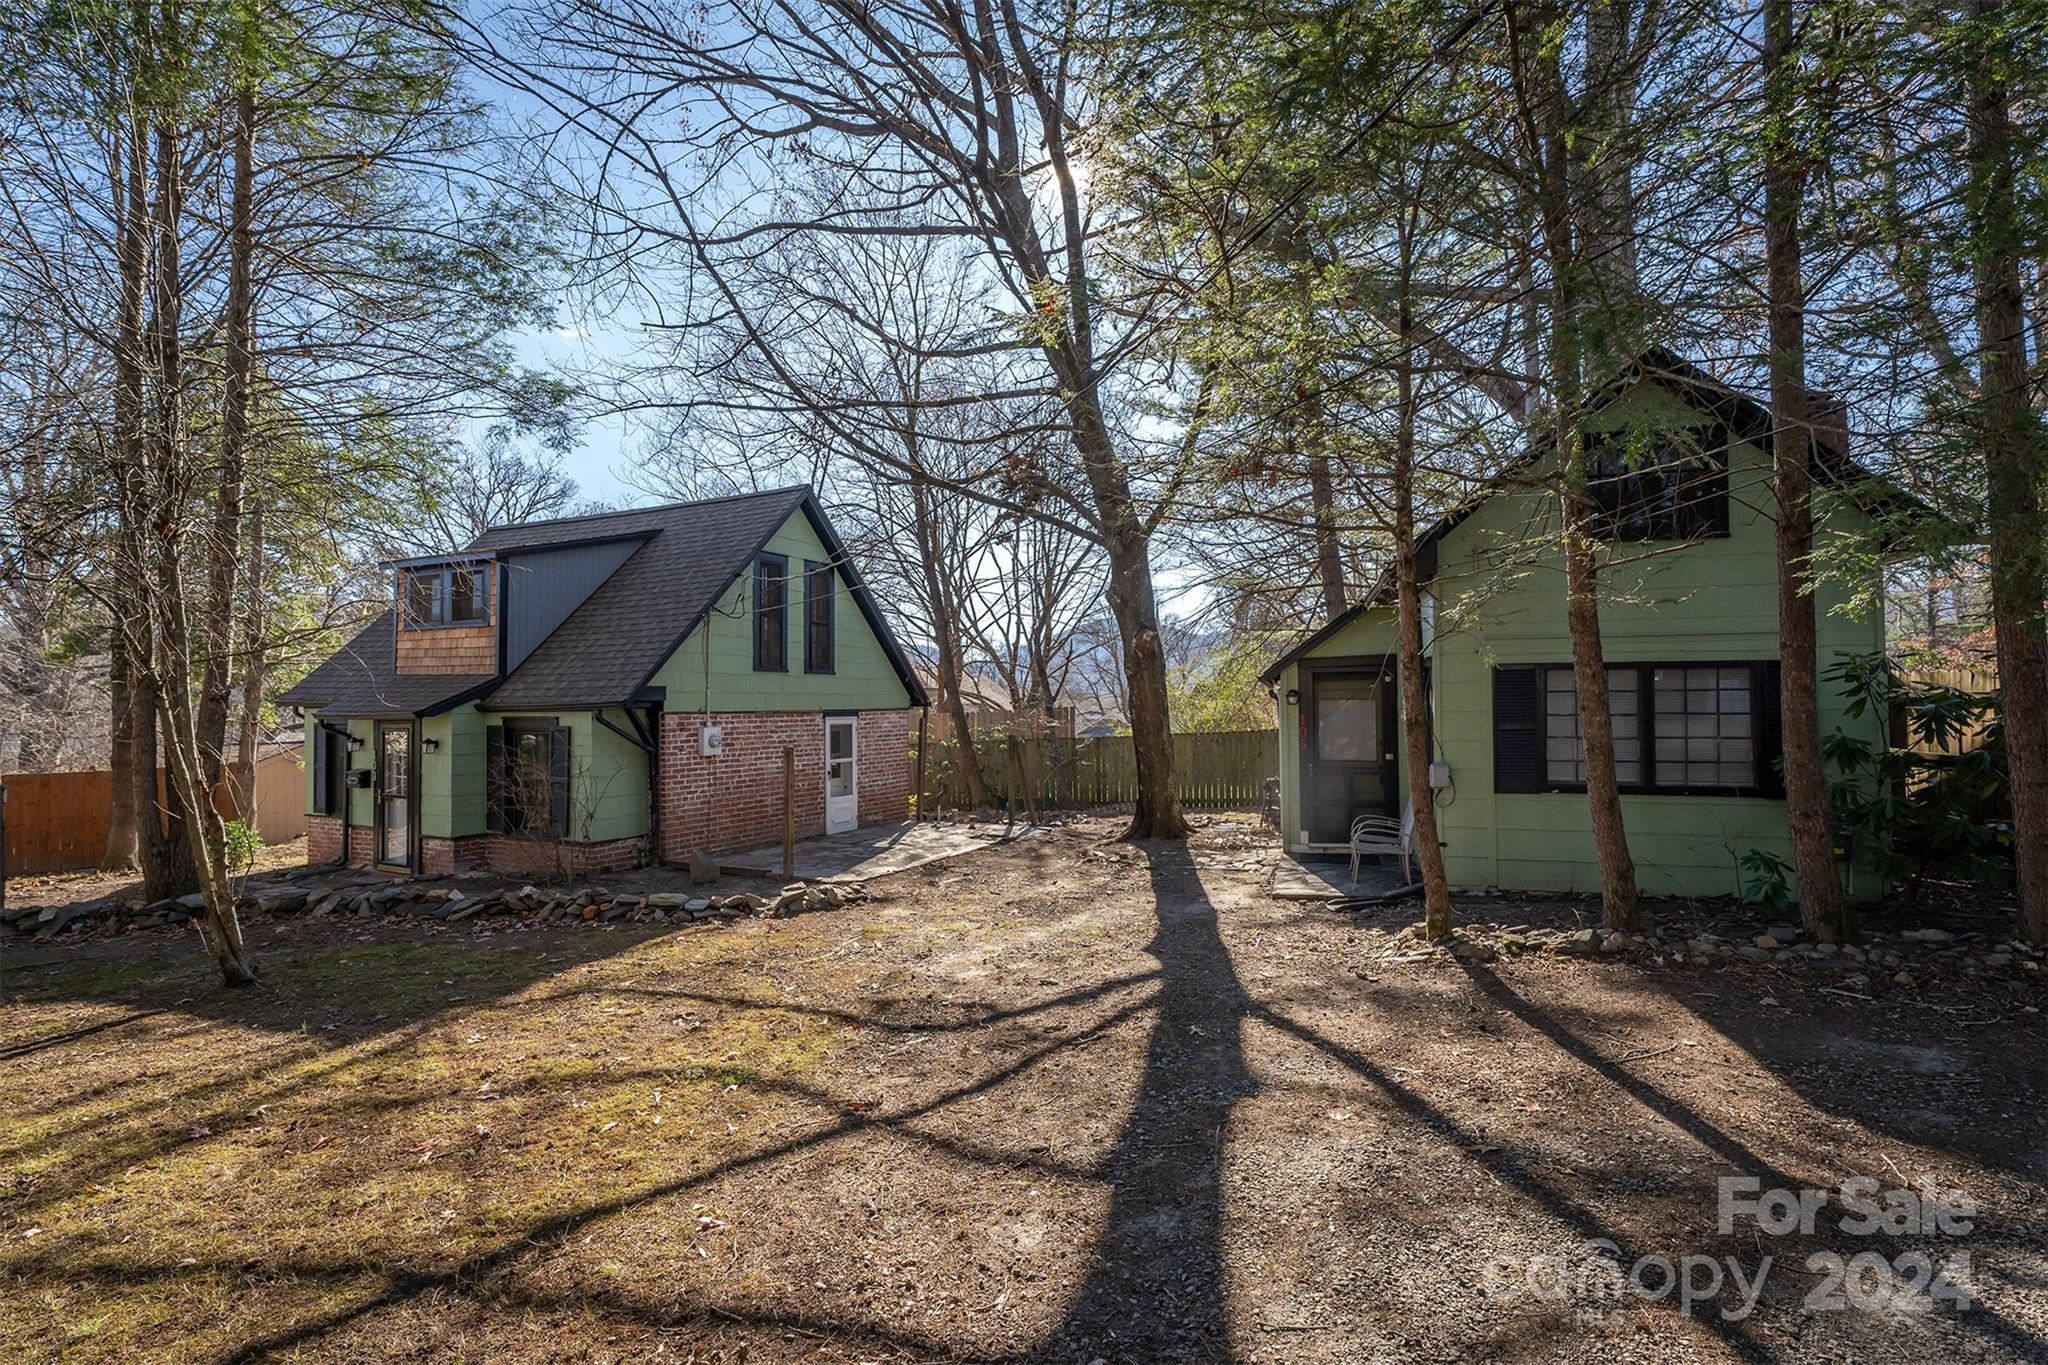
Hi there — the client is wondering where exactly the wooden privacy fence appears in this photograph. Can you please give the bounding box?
[918,728,1277,813]
[2,748,306,876]
[1897,665,1999,758]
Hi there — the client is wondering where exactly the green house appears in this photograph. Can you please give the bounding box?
[280,488,927,877]
[1261,353,1902,901]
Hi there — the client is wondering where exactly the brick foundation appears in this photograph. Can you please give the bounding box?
[420,834,493,877]
[471,834,645,878]
[659,709,915,861]
[307,814,343,864]
[309,818,642,878]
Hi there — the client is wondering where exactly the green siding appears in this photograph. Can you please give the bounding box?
[314,715,375,828]
[308,704,647,845]
[420,705,487,839]
[476,708,651,844]
[1276,377,1889,900]
[649,509,914,712]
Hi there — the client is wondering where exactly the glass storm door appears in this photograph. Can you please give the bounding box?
[377,723,413,867]
[825,717,858,833]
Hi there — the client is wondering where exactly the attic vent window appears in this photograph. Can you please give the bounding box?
[1584,424,1731,541]
[403,563,487,628]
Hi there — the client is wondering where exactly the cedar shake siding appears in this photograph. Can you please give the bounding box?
[395,568,498,676]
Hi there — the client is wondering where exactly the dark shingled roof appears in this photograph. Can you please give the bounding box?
[275,612,496,715]
[282,486,928,715]
[474,488,808,709]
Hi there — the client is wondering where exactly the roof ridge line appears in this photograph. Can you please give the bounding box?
[477,485,809,536]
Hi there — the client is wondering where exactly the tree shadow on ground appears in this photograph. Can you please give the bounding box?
[1456,960,2048,1359]
[1034,842,1259,1361]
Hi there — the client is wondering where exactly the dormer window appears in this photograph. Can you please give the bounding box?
[402,563,488,628]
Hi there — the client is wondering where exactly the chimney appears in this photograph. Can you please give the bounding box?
[1795,386,1850,461]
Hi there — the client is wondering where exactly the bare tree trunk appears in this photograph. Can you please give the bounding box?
[100,119,149,872]
[1510,3,1638,929]
[910,475,986,807]
[1101,517,1187,839]
[1967,0,2048,942]
[196,81,256,790]
[1394,311,1453,939]
[144,95,254,986]
[230,494,265,814]
[1067,409,1187,839]
[1030,653,1073,806]
[101,603,140,870]
[1307,444,1347,620]
[1763,0,1850,942]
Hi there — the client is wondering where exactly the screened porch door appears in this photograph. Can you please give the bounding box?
[1301,662,1397,844]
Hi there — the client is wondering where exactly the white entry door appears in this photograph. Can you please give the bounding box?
[825,717,858,833]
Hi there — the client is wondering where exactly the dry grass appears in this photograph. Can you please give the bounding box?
[2,815,2044,1363]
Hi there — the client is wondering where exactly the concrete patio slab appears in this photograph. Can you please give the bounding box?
[1271,853,1409,901]
[720,819,1041,883]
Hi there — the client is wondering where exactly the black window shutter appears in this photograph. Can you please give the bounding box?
[1493,666,1543,793]
[1756,661,1785,797]
[311,725,332,815]
[548,727,571,837]
[485,725,507,832]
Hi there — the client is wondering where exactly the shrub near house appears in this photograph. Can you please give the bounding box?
[284,488,927,877]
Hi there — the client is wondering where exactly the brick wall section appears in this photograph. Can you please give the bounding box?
[307,815,343,864]
[479,834,644,878]
[346,824,375,866]
[857,709,913,826]
[660,712,824,861]
[420,835,492,877]
[658,709,915,861]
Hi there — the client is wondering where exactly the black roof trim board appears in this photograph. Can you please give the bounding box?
[795,492,931,708]
[1257,349,1917,686]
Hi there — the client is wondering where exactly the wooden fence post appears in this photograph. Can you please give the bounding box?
[1008,734,1037,826]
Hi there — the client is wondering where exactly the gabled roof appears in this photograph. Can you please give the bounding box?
[281,487,929,715]
[1258,349,1916,685]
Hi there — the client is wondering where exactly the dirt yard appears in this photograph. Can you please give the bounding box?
[2,814,2044,1363]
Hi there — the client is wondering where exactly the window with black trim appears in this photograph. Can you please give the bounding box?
[754,553,788,671]
[1545,667,1641,785]
[401,563,487,627]
[1495,662,1780,796]
[804,560,834,673]
[310,723,348,815]
[1585,424,1731,541]
[486,718,568,836]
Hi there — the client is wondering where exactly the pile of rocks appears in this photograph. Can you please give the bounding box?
[1355,917,2046,990]
[0,886,313,940]
[2,877,868,940]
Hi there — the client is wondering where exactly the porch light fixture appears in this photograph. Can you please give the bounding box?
[421,737,441,753]
[1284,688,1301,707]
[347,734,365,751]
